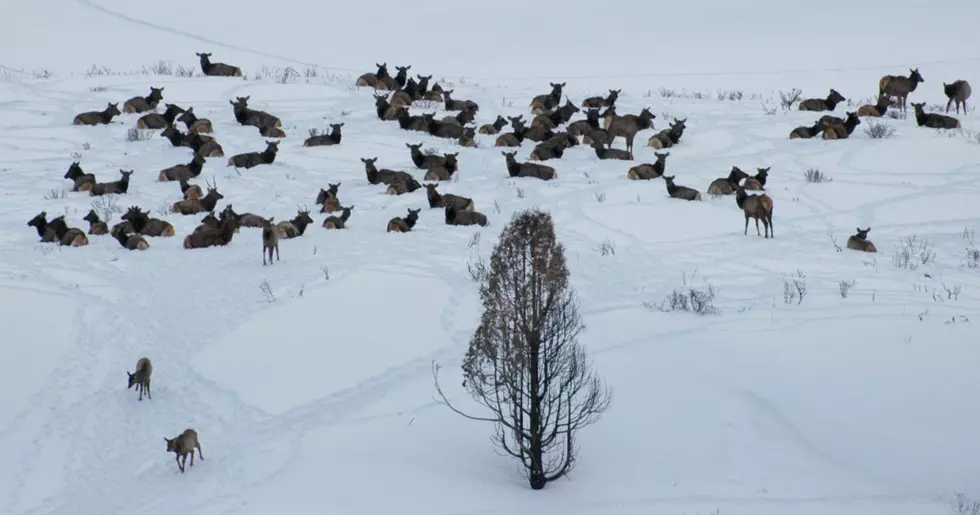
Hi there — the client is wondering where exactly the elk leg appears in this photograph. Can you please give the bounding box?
[197,443,203,460]
[189,450,194,467]
[177,454,184,473]
[275,245,280,261]
[755,218,761,236]
[946,98,954,113]
[743,214,749,235]
[146,383,151,400]
[768,213,774,238]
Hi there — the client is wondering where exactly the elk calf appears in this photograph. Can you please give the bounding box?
[83,209,109,235]
[627,152,669,180]
[735,186,774,238]
[123,87,164,114]
[322,205,354,229]
[262,218,280,265]
[73,102,121,125]
[127,357,153,400]
[846,227,877,252]
[228,141,279,169]
[387,208,421,233]
[165,428,203,473]
[912,102,961,129]
[944,80,971,114]
[663,175,701,201]
[197,52,242,77]
[798,89,845,112]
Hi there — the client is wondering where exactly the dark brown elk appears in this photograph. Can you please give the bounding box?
[322,205,354,229]
[912,102,961,129]
[303,123,343,147]
[531,97,581,129]
[846,227,877,252]
[443,90,479,112]
[798,89,845,112]
[789,120,824,139]
[663,175,702,201]
[706,166,749,195]
[220,205,271,229]
[445,204,488,227]
[73,102,121,125]
[193,211,220,234]
[123,87,165,114]
[605,107,656,153]
[386,208,421,233]
[424,114,467,140]
[592,140,632,160]
[277,208,315,239]
[180,180,203,200]
[502,151,557,180]
[259,124,287,138]
[114,228,149,251]
[821,112,861,140]
[127,358,153,400]
[734,186,774,238]
[197,52,242,77]
[165,428,203,473]
[425,183,474,211]
[395,107,430,132]
[647,118,688,149]
[879,68,924,113]
[158,154,206,182]
[82,209,109,235]
[177,107,213,134]
[228,141,279,169]
[160,126,224,158]
[137,104,185,129]
[494,116,528,147]
[172,178,223,215]
[856,96,895,118]
[183,215,237,249]
[582,89,620,109]
[27,212,57,242]
[361,157,420,190]
[120,206,176,237]
[422,80,443,102]
[530,82,566,115]
[230,96,282,129]
[355,62,393,90]
[64,161,95,192]
[479,115,508,135]
[423,153,459,181]
[442,105,478,126]
[393,65,411,89]
[407,142,447,169]
[316,182,342,213]
[742,167,770,191]
[262,217,279,265]
[31,214,89,246]
[529,132,577,161]
[943,80,971,114]
[627,152,670,180]
[567,108,601,139]
[89,170,133,196]
[458,127,477,148]
[375,94,400,121]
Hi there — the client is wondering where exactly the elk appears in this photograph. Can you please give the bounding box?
[647,118,688,148]
[64,161,95,192]
[502,151,557,180]
[531,97,581,129]
[183,215,237,249]
[160,126,224,158]
[82,209,109,235]
[494,116,528,147]
[422,80,442,102]
[361,157,420,188]
[355,62,393,90]
[385,181,415,195]
[220,205,271,228]
[158,154,206,182]
[89,169,133,196]
[407,143,447,169]
[627,152,670,181]
[798,89,846,112]
[258,124,286,138]
[197,52,242,77]
[228,141,279,169]
[41,214,90,246]
[912,102,961,129]
[172,178,223,215]
[127,357,153,401]
[277,208,315,239]
[479,115,508,135]
[856,96,895,118]
[943,80,971,114]
[443,89,479,112]
[262,217,280,265]
[123,87,165,114]
[322,206,354,229]
[73,102,121,125]
[605,107,656,153]
[530,82,566,115]
[137,103,185,129]
[193,211,220,233]
[663,175,702,201]
[375,94,400,121]
[582,89,621,109]
[879,68,924,113]
[180,180,203,200]
[230,96,282,129]
[529,132,577,161]
[706,166,749,195]
[789,120,825,139]
[165,429,203,473]
[27,212,57,242]
[120,206,176,237]
[177,107,213,134]
[114,228,150,251]
[742,167,770,191]
[592,140,632,160]
[734,186,774,238]
[316,182,342,213]
[568,108,601,138]
[445,204,488,227]
[846,227,877,252]
[386,208,421,233]
[303,123,343,147]
[424,113,468,140]
[822,112,861,140]
[395,106,430,132]
[423,153,459,181]
[425,183,474,211]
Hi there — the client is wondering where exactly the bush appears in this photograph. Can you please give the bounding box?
[892,235,936,270]
[649,284,720,315]
[126,128,153,142]
[804,168,831,183]
[864,120,895,139]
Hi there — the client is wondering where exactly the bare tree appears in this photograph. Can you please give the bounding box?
[433,208,611,490]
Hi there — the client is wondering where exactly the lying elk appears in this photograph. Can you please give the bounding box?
[393,65,411,89]
[180,180,203,200]
[120,206,176,237]
[856,96,894,118]
[423,153,459,181]
[663,175,701,201]
[530,132,577,161]
[64,161,95,192]
[530,82,566,115]
[316,182,342,213]
[230,96,282,129]
[846,227,877,252]
[627,152,670,180]
[798,89,845,112]
[183,215,237,249]
[424,114,468,140]
[532,97,581,130]
[165,428,204,473]
[158,154,205,182]
[375,94,400,121]
[127,357,153,401]
[943,80,971,114]
[114,229,150,251]
[821,112,861,140]
[193,211,220,233]
[582,89,620,109]
[221,204,271,229]
[605,107,656,153]
[27,212,89,246]
[259,124,286,138]
[177,107,213,134]
[277,208,315,239]
[706,166,749,195]
[445,204,488,227]
[502,151,557,180]
[82,209,109,235]
[789,120,824,139]
[443,89,479,112]
[197,52,243,77]
[90,169,133,196]
[262,217,279,265]
[123,86,164,114]
[387,208,421,233]
[425,183,474,211]
[361,157,420,189]
[879,68,924,113]
[322,205,354,229]
[494,117,528,147]
[912,102,961,129]
[742,167,770,191]
[228,141,279,169]
[407,142,448,169]
[479,115,508,135]
[172,178,223,215]
[592,140,632,161]
[138,103,185,129]
[160,126,224,158]
[647,118,687,149]
[303,123,343,147]
[735,185,774,238]
[355,62,393,90]
[73,102,121,126]
[395,106,430,132]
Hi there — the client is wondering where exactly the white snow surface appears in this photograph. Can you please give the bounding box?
[2,0,980,514]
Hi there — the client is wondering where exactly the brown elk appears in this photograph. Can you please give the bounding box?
[64,161,95,192]
[846,227,877,252]
[663,175,702,201]
[316,183,342,213]
[425,183,474,211]
[28,212,89,246]
[119,206,176,237]
[322,205,354,229]
[127,357,153,401]
[530,82,566,115]
[172,178,223,215]
[180,180,203,200]
[227,141,279,169]
[706,166,749,195]
[879,68,924,113]
[303,123,343,147]
[821,112,861,140]
[355,62,393,90]
[137,104,185,129]
[262,217,280,265]
[158,154,206,182]
[177,107,213,134]
[183,215,237,249]
[362,157,420,189]
[604,107,656,153]
[502,151,557,180]
[742,167,770,191]
[734,186,774,238]
[856,96,895,118]
[89,170,133,196]
[798,89,845,112]
[789,120,825,139]
[582,89,620,109]
[123,87,164,114]
[114,229,150,251]
[943,80,971,114]
[165,428,204,473]
[82,209,109,235]
[197,52,243,76]
[277,208,314,239]
[479,115,509,135]
[73,102,121,126]
[912,102,961,129]
[387,208,421,233]
[627,151,670,181]
[230,96,282,129]
[445,204,488,227]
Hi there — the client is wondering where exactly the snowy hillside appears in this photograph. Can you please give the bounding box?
[2,0,980,514]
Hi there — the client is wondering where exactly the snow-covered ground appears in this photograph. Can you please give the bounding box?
[2,1,980,514]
